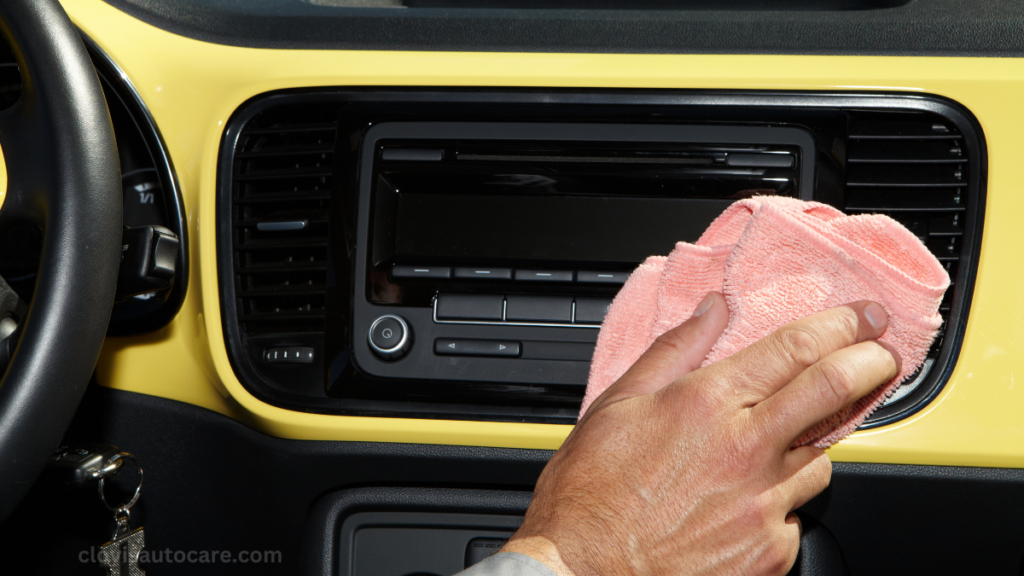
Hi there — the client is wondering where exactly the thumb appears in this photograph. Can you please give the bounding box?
[589,291,730,412]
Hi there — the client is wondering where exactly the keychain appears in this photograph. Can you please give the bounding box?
[96,452,146,576]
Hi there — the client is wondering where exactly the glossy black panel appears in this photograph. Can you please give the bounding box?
[395,194,732,264]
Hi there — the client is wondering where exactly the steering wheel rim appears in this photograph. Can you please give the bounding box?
[0,1,121,521]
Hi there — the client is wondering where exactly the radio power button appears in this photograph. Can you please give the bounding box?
[368,314,411,360]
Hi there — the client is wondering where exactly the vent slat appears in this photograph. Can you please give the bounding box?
[235,240,328,250]
[235,169,333,182]
[233,216,329,228]
[850,120,960,139]
[242,122,337,136]
[846,206,965,213]
[235,192,331,204]
[235,147,334,159]
[238,286,326,298]
[238,264,327,274]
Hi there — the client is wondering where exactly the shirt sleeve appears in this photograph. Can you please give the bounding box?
[455,552,559,576]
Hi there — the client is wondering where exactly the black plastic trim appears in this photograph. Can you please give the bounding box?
[7,386,1024,575]
[302,488,531,576]
[100,0,1024,57]
[82,35,189,336]
[216,88,985,431]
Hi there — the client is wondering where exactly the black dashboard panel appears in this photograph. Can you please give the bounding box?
[5,386,1024,576]
[218,89,984,429]
[102,0,1024,56]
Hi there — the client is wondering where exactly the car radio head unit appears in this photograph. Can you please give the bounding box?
[328,121,815,393]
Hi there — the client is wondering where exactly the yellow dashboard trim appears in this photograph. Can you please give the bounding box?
[0,140,6,210]
[66,0,1024,467]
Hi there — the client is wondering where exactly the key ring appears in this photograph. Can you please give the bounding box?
[97,452,143,514]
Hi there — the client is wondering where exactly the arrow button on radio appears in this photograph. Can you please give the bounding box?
[434,339,521,358]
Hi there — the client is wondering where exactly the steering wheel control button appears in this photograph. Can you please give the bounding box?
[369,315,411,360]
[505,295,573,323]
[453,267,513,281]
[514,269,574,283]
[392,264,451,279]
[577,270,629,285]
[435,293,505,321]
[435,339,521,357]
[263,346,315,364]
[574,297,615,324]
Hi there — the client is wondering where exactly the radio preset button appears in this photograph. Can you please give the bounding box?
[454,267,513,281]
[392,265,451,280]
[577,271,629,285]
[575,297,615,324]
[435,339,521,357]
[515,269,573,283]
[435,293,505,321]
[506,295,573,323]
[381,148,444,162]
[368,314,411,360]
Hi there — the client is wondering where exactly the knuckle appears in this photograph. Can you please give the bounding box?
[813,452,834,484]
[652,328,688,359]
[833,306,861,343]
[745,495,774,528]
[763,539,797,576]
[672,372,728,417]
[815,359,856,406]
[774,327,823,368]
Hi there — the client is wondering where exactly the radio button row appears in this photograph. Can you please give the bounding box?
[577,271,629,285]
[454,267,513,281]
[393,265,628,285]
[392,265,451,279]
[435,339,521,357]
[435,293,505,321]
[574,297,614,324]
[506,295,573,323]
[514,269,573,283]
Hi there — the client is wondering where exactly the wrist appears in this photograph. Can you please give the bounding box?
[500,535,576,576]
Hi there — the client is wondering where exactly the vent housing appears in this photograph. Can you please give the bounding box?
[844,111,973,423]
[230,104,336,335]
[219,91,983,423]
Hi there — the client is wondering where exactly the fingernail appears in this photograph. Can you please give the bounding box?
[693,293,714,317]
[864,302,888,331]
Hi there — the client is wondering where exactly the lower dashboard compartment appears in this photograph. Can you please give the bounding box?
[4,386,1022,575]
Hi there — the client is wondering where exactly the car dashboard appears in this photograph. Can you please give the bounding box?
[6,0,1024,574]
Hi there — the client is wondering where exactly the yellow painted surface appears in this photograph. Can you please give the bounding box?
[65,0,1024,466]
[0,139,6,210]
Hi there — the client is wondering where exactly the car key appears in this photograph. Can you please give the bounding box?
[45,442,124,488]
[96,451,146,576]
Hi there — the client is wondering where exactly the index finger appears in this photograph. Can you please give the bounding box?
[709,301,889,405]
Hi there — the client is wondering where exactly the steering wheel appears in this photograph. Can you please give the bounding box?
[0,1,122,521]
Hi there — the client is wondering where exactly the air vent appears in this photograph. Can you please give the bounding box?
[230,104,337,335]
[844,111,970,402]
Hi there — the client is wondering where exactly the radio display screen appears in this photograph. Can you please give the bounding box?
[394,193,734,265]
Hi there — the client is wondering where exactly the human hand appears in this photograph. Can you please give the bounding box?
[502,292,900,576]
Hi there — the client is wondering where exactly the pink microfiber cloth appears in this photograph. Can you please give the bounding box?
[581,196,950,448]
